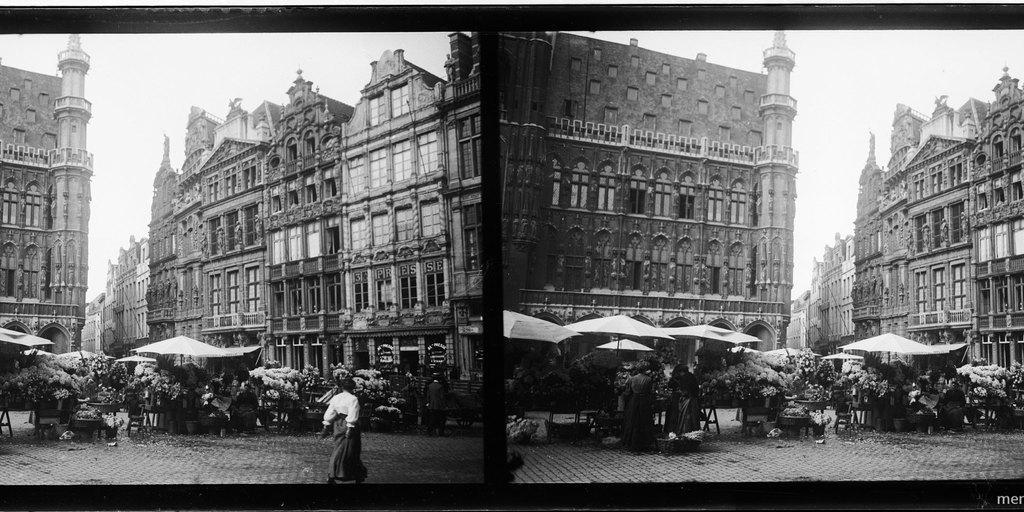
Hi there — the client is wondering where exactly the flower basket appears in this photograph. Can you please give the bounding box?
[777,415,810,428]
[794,400,827,411]
[656,437,700,454]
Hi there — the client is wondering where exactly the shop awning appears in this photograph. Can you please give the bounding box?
[926,343,968,354]
[204,345,263,358]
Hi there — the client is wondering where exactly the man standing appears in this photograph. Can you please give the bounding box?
[426,373,448,436]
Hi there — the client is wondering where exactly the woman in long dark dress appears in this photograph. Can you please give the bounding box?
[321,378,367,484]
[620,361,655,452]
[673,365,701,435]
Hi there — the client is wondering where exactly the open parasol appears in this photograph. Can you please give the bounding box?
[564,315,674,340]
[132,335,229,358]
[503,310,580,343]
[662,324,761,345]
[0,326,53,348]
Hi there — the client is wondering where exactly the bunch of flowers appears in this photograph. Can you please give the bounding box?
[1009,362,1024,391]
[73,405,102,421]
[136,364,175,399]
[299,365,328,391]
[809,411,832,427]
[791,350,820,382]
[956,364,1009,400]
[0,356,78,404]
[781,404,810,418]
[802,384,829,402]
[263,389,281,401]
[814,357,838,388]
[94,385,123,404]
[506,415,539,444]
[249,366,301,401]
[329,365,392,404]
[837,365,894,399]
[700,351,791,400]
[386,395,407,409]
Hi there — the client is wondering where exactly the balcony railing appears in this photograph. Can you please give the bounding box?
[283,159,298,177]
[0,301,78,318]
[754,145,799,168]
[763,46,795,61]
[909,308,973,327]
[54,96,92,114]
[302,258,321,274]
[50,147,94,172]
[446,74,480,101]
[302,153,317,170]
[202,311,266,330]
[759,93,797,111]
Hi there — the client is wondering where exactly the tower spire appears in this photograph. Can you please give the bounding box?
[162,134,170,167]
[868,131,876,164]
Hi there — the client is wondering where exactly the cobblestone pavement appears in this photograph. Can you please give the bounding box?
[0,411,483,485]
[510,408,1024,483]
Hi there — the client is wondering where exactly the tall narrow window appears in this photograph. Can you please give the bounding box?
[396,208,415,242]
[350,218,367,250]
[392,140,412,182]
[951,264,965,310]
[729,185,746,224]
[628,180,646,215]
[390,84,410,117]
[417,132,438,174]
[653,180,672,217]
[372,213,389,246]
[932,268,945,311]
[915,270,927,313]
[459,115,481,179]
[353,271,369,312]
[369,95,386,126]
[25,184,41,227]
[399,263,418,309]
[978,226,992,262]
[305,221,321,258]
[425,259,446,306]
[369,148,388,188]
[210,274,223,316]
[375,267,394,311]
[326,274,343,312]
[306,275,322,313]
[246,266,261,312]
[995,222,1009,258]
[421,201,441,237]
[570,169,589,208]
[707,189,724,222]
[678,180,696,220]
[597,175,616,211]
[288,225,303,261]
[271,230,286,264]
[349,156,366,194]
[227,270,240,314]
[464,203,482,271]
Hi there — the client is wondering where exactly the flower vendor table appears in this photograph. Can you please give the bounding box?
[776,415,810,438]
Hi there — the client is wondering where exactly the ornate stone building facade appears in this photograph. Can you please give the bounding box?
[969,68,1024,368]
[810,233,854,353]
[148,34,481,380]
[853,98,980,354]
[102,235,149,356]
[0,35,93,353]
[501,32,799,358]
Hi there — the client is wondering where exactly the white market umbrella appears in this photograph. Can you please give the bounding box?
[503,310,580,343]
[840,333,935,355]
[662,324,761,345]
[822,352,863,360]
[0,326,53,348]
[564,315,674,340]
[115,355,157,363]
[21,348,54,356]
[596,339,654,352]
[926,342,968,355]
[132,335,229,358]
[729,345,760,353]
[204,345,263,358]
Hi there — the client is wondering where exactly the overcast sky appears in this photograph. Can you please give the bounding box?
[0,32,450,301]
[583,30,1024,297]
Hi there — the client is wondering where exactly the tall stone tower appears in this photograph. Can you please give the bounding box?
[755,31,798,346]
[52,34,93,348]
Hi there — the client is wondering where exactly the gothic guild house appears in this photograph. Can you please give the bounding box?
[501,32,799,362]
[147,33,482,380]
[0,36,93,353]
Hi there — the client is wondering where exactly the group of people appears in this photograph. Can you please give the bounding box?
[908,378,970,431]
[619,361,702,452]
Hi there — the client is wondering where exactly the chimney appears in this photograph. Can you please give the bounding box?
[629,38,638,47]
[696,53,707,62]
[448,32,473,80]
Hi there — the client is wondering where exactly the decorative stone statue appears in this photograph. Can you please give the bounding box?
[235,221,243,248]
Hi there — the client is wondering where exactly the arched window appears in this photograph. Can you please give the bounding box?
[0,243,15,296]
[729,180,747,224]
[594,231,613,289]
[304,133,316,155]
[23,246,38,299]
[626,234,644,291]
[628,178,647,214]
[675,239,693,293]
[550,157,563,207]
[1,182,17,225]
[25,183,41,227]
[569,161,589,208]
[286,138,298,161]
[651,236,669,291]
[678,174,696,219]
[994,136,1005,159]
[596,161,617,211]
[707,241,722,294]
[707,176,724,222]
[653,169,672,217]
[565,229,586,290]
[728,243,745,297]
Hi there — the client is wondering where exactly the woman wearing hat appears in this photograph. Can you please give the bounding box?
[321,377,367,484]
